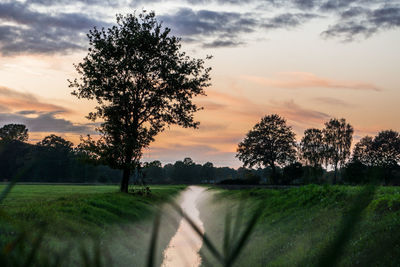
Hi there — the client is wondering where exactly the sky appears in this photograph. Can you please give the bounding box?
[0,0,399,167]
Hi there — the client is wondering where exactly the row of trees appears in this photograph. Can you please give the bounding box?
[1,121,399,185]
[0,124,121,183]
[237,114,400,185]
[0,124,246,184]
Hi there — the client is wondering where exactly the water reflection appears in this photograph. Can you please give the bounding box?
[161,186,206,267]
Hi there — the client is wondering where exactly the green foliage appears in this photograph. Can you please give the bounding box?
[199,185,400,266]
[0,184,185,266]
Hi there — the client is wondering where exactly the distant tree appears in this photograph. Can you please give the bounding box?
[352,136,374,166]
[69,11,211,192]
[143,160,163,183]
[236,114,296,184]
[351,130,400,184]
[0,124,28,142]
[201,162,215,182]
[183,157,194,166]
[282,162,303,185]
[323,118,353,184]
[300,128,325,167]
[343,160,368,184]
[371,130,400,168]
[37,134,73,153]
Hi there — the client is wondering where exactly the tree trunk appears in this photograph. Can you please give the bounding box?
[120,168,130,193]
[333,164,337,185]
[271,163,277,185]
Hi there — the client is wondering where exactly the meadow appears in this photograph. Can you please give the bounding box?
[0,184,186,266]
[198,185,400,266]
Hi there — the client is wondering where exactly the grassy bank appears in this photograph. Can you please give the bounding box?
[0,184,186,266]
[198,185,400,266]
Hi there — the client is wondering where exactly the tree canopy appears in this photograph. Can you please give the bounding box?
[0,124,28,142]
[236,114,296,184]
[300,128,325,168]
[323,118,353,183]
[69,11,211,192]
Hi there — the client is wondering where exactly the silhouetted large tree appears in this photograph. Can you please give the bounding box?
[236,114,296,184]
[69,11,211,192]
[0,124,28,142]
[323,118,353,184]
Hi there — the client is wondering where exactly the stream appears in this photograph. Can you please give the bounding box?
[161,186,206,267]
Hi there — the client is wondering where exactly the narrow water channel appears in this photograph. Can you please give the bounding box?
[161,186,206,267]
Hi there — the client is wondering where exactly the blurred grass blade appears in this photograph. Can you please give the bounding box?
[316,185,376,267]
[23,231,45,267]
[232,200,244,244]
[169,201,224,264]
[0,162,34,203]
[223,209,232,260]
[226,201,264,266]
[146,210,161,267]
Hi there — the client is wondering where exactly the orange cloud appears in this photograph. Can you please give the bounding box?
[0,86,71,113]
[241,72,382,91]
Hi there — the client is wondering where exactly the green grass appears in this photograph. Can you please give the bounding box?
[198,185,400,266]
[0,184,186,266]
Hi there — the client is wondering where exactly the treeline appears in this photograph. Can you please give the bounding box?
[0,124,240,184]
[1,119,400,185]
[0,124,121,183]
[236,115,400,185]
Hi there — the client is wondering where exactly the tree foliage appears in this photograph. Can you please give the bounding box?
[69,11,211,192]
[236,114,296,184]
[323,118,353,183]
[300,128,325,167]
[0,124,28,142]
[352,136,374,166]
[37,134,73,153]
[353,130,400,168]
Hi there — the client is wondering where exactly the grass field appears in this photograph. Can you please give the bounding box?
[198,185,400,266]
[0,184,186,266]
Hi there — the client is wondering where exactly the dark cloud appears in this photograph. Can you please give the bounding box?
[263,13,319,29]
[0,0,399,54]
[202,40,244,48]
[159,8,257,48]
[160,8,320,47]
[0,111,94,133]
[0,1,108,55]
[26,0,121,6]
[322,4,400,41]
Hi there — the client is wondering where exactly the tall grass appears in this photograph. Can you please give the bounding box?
[0,179,393,267]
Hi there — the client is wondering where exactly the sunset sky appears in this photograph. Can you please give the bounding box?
[0,0,399,167]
